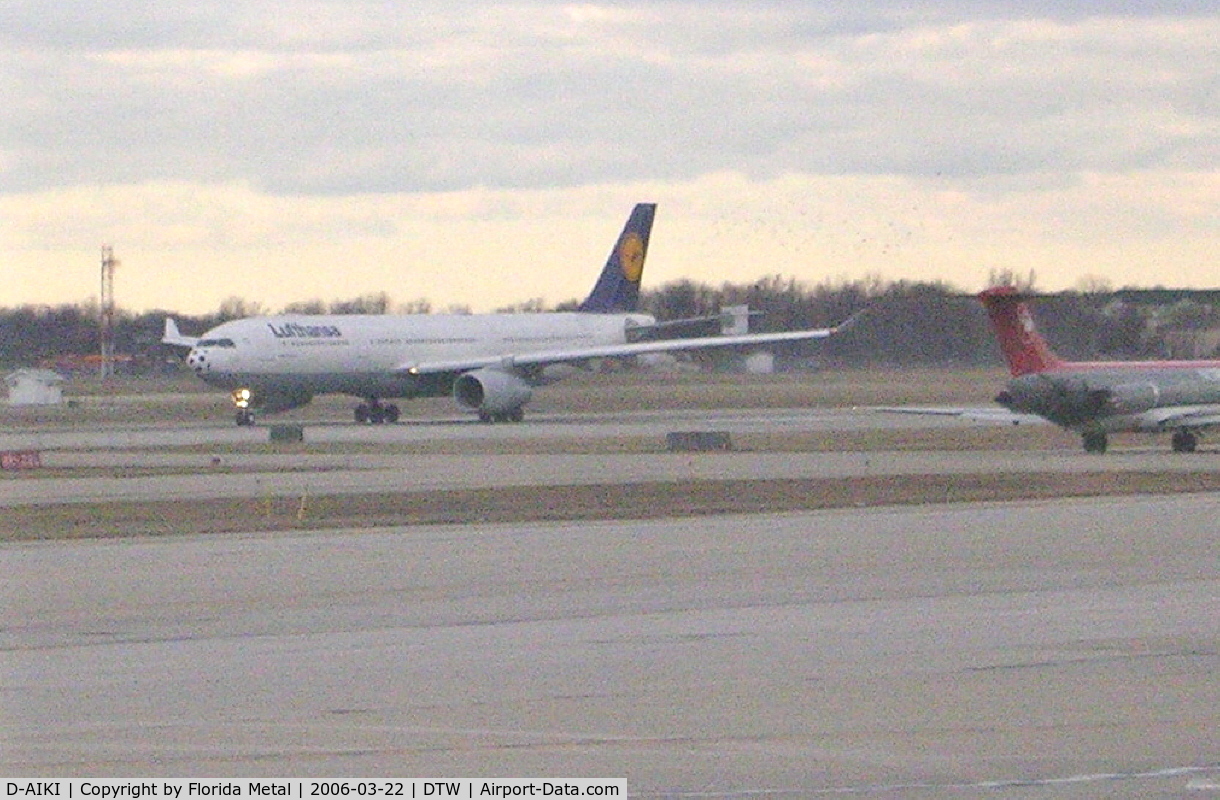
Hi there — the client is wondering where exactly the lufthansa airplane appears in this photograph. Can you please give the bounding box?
[164,204,840,425]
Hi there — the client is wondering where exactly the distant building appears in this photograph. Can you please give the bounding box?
[5,369,65,406]
[744,351,775,374]
[1161,328,1220,359]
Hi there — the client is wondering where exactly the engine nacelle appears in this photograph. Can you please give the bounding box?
[453,368,532,415]
[1105,382,1160,415]
[999,374,1115,427]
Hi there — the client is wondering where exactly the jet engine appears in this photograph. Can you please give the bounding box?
[452,368,532,421]
[996,375,1107,427]
[997,375,1160,428]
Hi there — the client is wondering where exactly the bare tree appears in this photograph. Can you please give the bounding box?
[217,296,266,321]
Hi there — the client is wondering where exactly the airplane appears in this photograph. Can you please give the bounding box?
[164,203,842,426]
[981,285,1220,453]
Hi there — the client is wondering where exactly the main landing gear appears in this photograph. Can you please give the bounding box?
[236,409,256,427]
[1171,428,1198,453]
[354,399,400,425]
[478,408,524,424]
[1082,428,1200,453]
[1081,430,1107,454]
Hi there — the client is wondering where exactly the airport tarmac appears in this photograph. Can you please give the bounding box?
[1,407,1217,512]
[0,406,1028,450]
[9,446,1220,509]
[2,404,1218,794]
[2,496,1218,795]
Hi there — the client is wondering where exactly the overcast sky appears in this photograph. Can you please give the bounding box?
[2,1,1217,314]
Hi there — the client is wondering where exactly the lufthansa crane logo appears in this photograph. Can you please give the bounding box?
[618,233,645,283]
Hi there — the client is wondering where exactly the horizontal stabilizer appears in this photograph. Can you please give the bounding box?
[627,307,764,342]
[162,318,199,348]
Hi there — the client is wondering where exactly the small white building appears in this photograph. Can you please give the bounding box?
[743,351,775,374]
[6,369,65,406]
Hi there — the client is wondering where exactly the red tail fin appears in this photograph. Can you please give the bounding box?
[978,286,1064,376]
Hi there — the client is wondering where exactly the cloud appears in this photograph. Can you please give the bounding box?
[2,2,1217,315]
[5,169,1217,314]
[2,2,1215,195]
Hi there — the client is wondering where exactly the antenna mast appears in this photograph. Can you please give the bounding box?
[100,245,119,380]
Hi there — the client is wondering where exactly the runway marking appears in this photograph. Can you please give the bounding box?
[631,764,1220,796]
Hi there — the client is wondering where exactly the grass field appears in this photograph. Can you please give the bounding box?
[4,366,1214,540]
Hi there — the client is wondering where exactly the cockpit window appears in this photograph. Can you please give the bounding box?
[197,338,236,348]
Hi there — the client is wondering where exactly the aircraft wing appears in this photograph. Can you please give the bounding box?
[879,405,1220,430]
[400,328,834,375]
[161,318,200,348]
[1137,405,1220,429]
[874,407,1048,426]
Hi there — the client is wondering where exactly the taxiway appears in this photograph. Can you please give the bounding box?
[2,405,1218,795]
[2,496,1217,795]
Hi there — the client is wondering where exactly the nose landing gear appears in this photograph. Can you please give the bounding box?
[232,388,256,427]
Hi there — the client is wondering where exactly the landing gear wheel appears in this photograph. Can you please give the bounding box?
[235,409,256,427]
[1082,431,1107,454]
[356,400,398,424]
[477,408,524,424]
[1171,429,1198,453]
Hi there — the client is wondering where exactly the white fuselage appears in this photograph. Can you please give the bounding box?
[187,312,655,397]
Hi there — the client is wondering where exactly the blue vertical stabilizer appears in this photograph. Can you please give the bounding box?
[577,203,656,313]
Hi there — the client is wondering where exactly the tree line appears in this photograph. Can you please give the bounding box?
[3,277,1218,373]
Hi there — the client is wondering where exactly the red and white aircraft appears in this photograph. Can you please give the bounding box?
[983,286,1220,453]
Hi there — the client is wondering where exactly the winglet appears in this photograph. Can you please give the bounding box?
[978,286,1064,376]
[162,318,199,348]
[577,203,656,313]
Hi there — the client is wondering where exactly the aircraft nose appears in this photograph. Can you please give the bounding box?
[186,348,208,374]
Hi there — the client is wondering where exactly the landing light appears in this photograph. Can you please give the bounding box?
[232,388,252,409]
